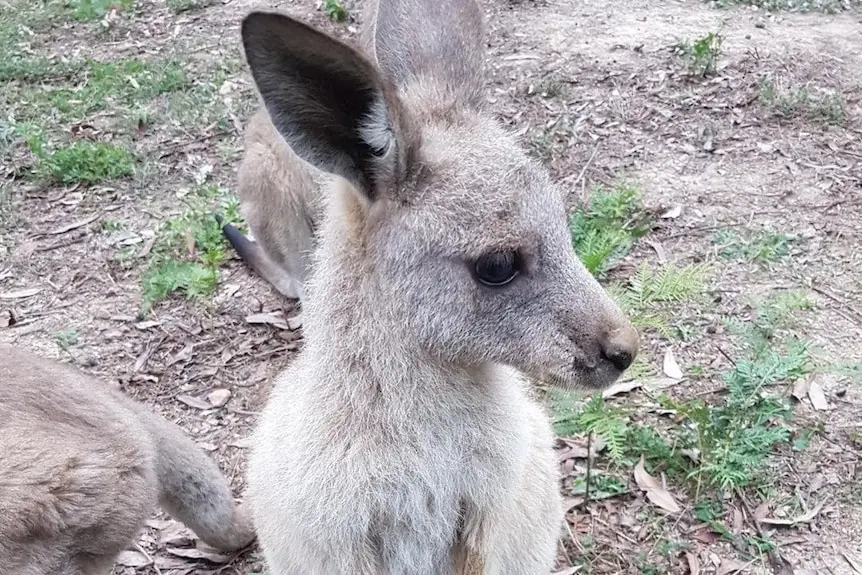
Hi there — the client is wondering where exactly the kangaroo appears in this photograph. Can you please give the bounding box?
[0,344,256,574]
[240,1,640,574]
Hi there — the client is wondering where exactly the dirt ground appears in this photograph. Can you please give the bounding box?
[1,0,861,573]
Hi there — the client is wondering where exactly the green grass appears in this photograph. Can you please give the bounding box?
[673,32,723,77]
[166,0,211,12]
[759,79,845,125]
[139,184,244,314]
[569,183,651,276]
[713,227,797,265]
[61,0,134,20]
[324,0,348,21]
[22,127,135,184]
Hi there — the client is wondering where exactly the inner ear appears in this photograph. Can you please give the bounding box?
[241,11,416,200]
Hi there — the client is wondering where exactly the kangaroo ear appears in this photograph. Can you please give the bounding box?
[241,11,418,202]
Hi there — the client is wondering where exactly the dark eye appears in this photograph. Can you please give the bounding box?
[474,251,520,287]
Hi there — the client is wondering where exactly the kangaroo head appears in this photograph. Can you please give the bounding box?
[241,11,639,390]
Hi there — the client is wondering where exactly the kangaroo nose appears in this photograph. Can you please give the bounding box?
[600,326,640,372]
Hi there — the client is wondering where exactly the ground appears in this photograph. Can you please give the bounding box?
[1,0,861,573]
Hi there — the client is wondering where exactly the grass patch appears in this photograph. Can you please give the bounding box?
[24,129,135,184]
[166,0,211,13]
[324,0,348,21]
[139,184,244,314]
[673,31,723,76]
[569,182,651,276]
[759,79,845,125]
[61,0,134,20]
[713,227,797,264]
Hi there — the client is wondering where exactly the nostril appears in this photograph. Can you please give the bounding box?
[601,327,640,372]
[601,346,633,371]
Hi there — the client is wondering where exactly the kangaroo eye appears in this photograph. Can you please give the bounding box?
[474,251,520,287]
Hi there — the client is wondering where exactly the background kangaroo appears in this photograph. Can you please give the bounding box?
[0,344,255,574]
[240,0,639,574]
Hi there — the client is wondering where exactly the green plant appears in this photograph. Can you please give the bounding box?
[674,32,723,76]
[553,393,630,463]
[62,0,134,20]
[660,293,811,493]
[607,261,706,338]
[324,0,348,21]
[713,228,796,264]
[34,141,135,184]
[570,183,651,275]
[55,328,79,349]
[758,79,845,125]
[139,185,244,313]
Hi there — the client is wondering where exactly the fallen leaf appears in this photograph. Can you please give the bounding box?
[145,519,175,530]
[602,378,641,398]
[165,546,232,563]
[694,529,720,544]
[663,349,684,380]
[685,551,700,575]
[40,213,102,236]
[760,497,828,526]
[135,320,161,330]
[660,205,682,219]
[167,343,194,366]
[228,437,254,449]
[115,550,151,567]
[287,313,303,330]
[176,394,212,410]
[791,378,810,401]
[552,567,583,575]
[644,239,667,264]
[207,388,231,408]
[0,287,42,300]
[642,376,683,391]
[807,380,829,410]
[718,557,749,575]
[634,455,681,513]
[245,311,289,330]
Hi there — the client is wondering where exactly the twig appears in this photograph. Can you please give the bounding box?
[714,344,737,368]
[810,284,862,325]
[133,542,161,575]
[561,145,600,191]
[736,489,791,574]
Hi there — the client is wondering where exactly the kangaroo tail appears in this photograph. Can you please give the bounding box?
[215,214,301,299]
[142,408,256,551]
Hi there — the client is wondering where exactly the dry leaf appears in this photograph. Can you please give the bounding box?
[207,388,231,408]
[602,378,641,398]
[167,343,194,366]
[663,349,684,380]
[145,519,175,530]
[717,557,749,575]
[634,455,681,513]
[552,568,583,575]
[165,546,232,563]
[807,381,829,410]
[176,394,212,410]
[135,320,161,330]
[245,312,289,330]
[685,551,700,575]
[0,287,42,299]
[42,213,102,236]
[115,550,151,567]
[661,205,682,219]
[228,437,254,449]
[792,378,810,401]
[287,313,304,330]
[642,376,683,391]
[760,497,828,526]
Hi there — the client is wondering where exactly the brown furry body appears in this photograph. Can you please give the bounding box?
[0,345,255,574]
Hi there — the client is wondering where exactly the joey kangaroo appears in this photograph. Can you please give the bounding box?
[241,1,640,574]
[0,345,255,574]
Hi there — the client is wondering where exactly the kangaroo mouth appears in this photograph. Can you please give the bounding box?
[539,363,625,391]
